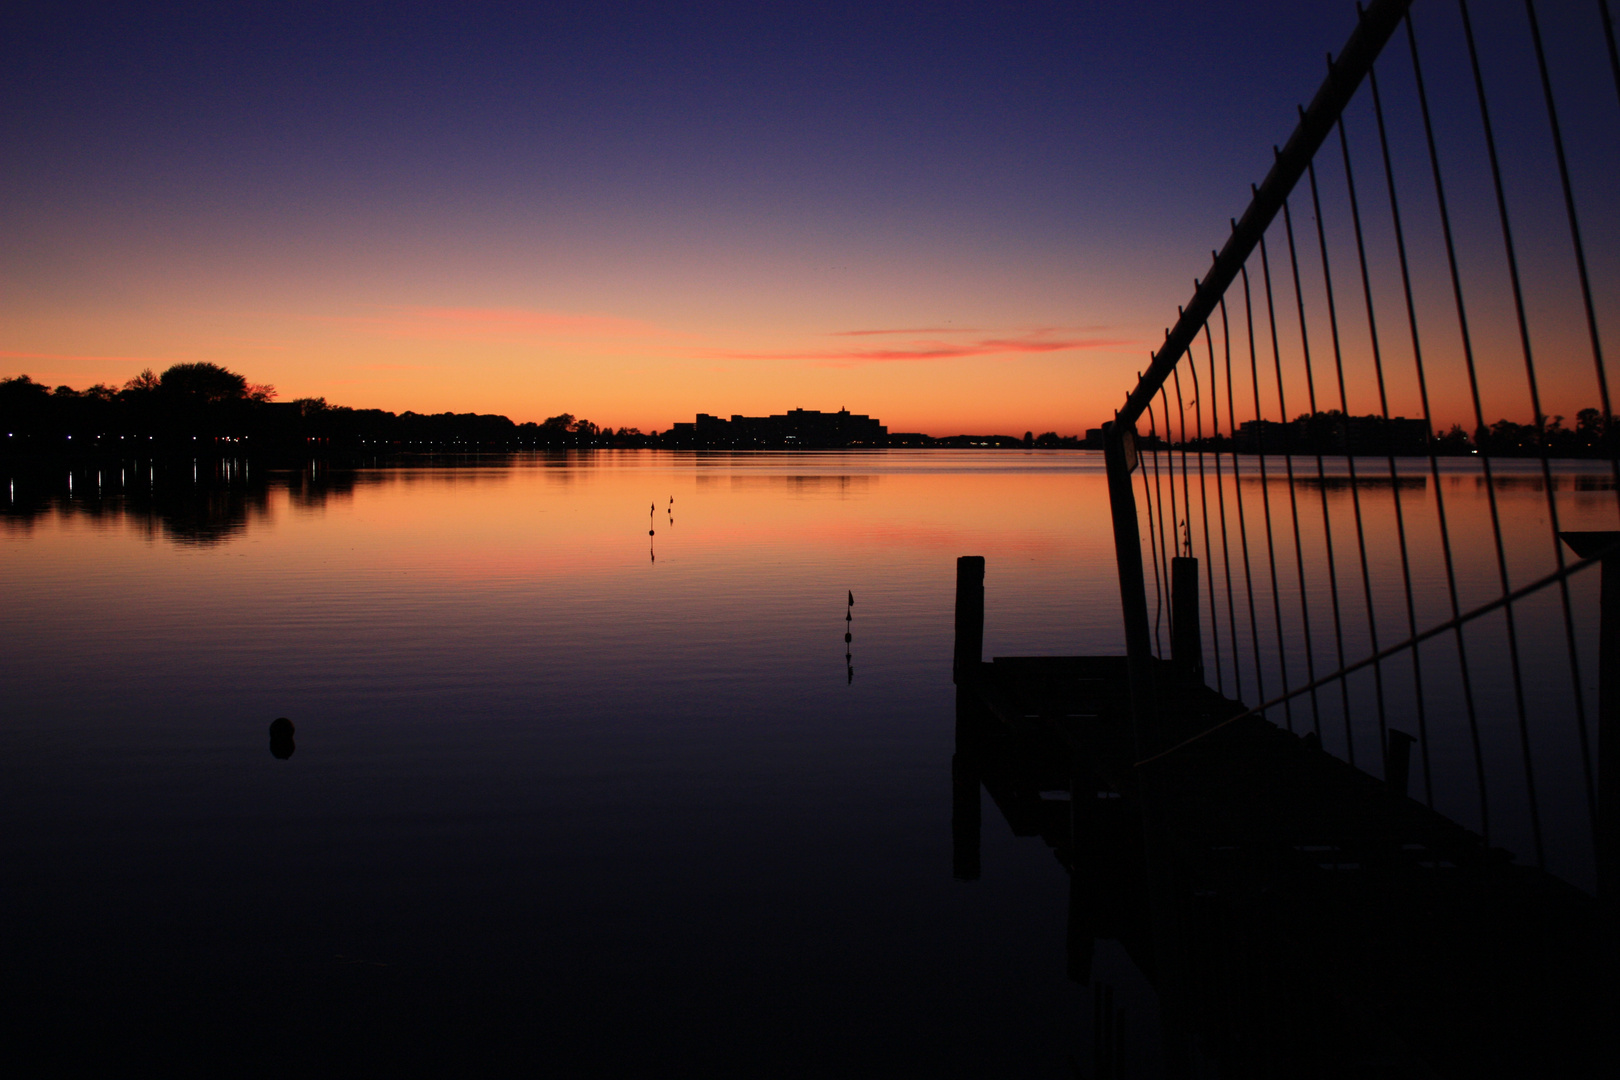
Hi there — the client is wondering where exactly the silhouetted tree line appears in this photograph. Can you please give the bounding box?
[1170,408,1620,458]
[4,363,1112,457]
[0,364,657,458]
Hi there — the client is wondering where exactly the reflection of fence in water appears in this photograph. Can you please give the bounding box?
[1104,0,1618,888]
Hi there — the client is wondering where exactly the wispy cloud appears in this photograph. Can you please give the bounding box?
[706,331,1134,368]
[832,327,981,337]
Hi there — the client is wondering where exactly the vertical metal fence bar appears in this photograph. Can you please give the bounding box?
[1407,8,1498,836]
[1207,321,1243,701]
[1162,385,1181,579]
[1310,153,1382,767]
[1174,359,1193,575]
[1187,333,1224,695]
[1462,0,1551,865]
[1527,0,1619,470]
[1340,104,1417,764]
[1172,364,1190,553]
[1145,402,1169,655]
[1603,0,1620,108]
[1260,228,1321,736]
[1283,196,1354,753]
[1366,63,1437,798]
[1380,11,1478,811]
[1242,263,1294,730]
[1223,296,1267,704]
[1525,0,1606,850]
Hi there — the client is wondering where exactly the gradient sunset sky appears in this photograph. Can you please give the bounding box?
[5,2,1616,435]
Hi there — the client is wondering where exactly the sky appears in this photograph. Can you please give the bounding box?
[4,1,1617,435]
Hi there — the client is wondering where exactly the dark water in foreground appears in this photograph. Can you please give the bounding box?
[0,451,1607,1075]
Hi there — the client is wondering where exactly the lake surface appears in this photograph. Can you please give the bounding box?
[1,450,1607,1075]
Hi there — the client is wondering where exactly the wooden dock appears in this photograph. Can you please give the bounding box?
[951,557,1602,1077]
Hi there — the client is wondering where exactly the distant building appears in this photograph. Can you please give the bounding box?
[669,408,887,449]
[1235,415,1430,454]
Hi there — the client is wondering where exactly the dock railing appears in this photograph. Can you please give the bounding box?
[1105,0,1618,891]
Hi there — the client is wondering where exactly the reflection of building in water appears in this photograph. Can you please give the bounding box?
[669,408,886,449]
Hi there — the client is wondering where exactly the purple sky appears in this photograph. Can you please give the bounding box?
[5,1,1616,433]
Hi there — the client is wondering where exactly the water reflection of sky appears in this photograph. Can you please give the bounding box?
[1,451,1609,1070]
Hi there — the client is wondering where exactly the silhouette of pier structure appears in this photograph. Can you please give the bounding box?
[949,0,1612,1071]
[953,555,1599,1074]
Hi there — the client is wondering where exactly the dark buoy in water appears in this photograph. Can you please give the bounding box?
[269,716,295,760]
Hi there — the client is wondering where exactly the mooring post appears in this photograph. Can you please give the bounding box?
[953,555,985,686]
[1385,728,1415,799]
[1171,555,1202,685]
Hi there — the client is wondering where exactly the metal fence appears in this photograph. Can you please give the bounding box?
[1105,0,1617,889]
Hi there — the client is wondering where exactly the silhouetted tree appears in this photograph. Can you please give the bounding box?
[1434,424,1473,454]
[123,369,160,394]
[158,362,253,404]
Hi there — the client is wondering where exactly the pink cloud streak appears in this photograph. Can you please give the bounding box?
[706,333,1135,367]
[833,327,981,336]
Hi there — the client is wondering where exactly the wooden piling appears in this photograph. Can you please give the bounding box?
[954,555,985,685]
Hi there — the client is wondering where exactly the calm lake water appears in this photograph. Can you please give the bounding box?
[1,450,1608,1075]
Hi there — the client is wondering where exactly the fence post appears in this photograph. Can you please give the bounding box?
[1104,421,1157,755]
